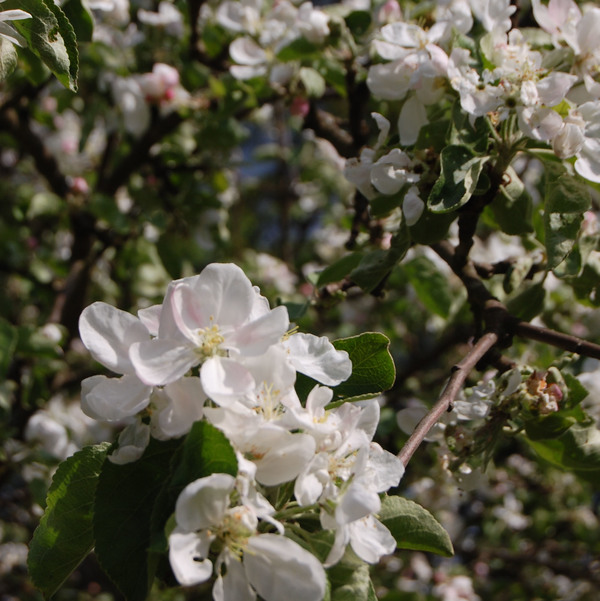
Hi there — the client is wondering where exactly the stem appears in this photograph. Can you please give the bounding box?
[398,331,499,467]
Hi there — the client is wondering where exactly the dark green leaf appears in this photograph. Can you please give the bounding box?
[6,0,79,91]
[526,422,600,482]
[403,256,455,318]
[487,166,534,235]
[316,253,363,287]
[94,437,181,601]
[414,119,450,153]
[350,227,410,292]
[379,495,454,557]
[506,282,546,321]
[150,422,237,552]
[543,162,591,269]
[0,318,18,378]
[61,0,93,42]
[276,37,319,61]
[28,443,110,598]
[344,10,372,37]
[428,145,489,213]
[332,332,395,399]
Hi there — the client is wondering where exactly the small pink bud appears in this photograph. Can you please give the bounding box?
[290,97,310,117]
[70,177,89,195]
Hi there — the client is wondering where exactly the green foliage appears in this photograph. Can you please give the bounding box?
[378,495,454,557]
[61,0,93,43]
[328,553,377,601]
[428,145,489,213]
[542,162,591,270]
[403,256,455,318]
[94,438,182,601]
[28,443,110,598]
[0,37,18,79]
[5,0,79,91]
[332,332,396,400]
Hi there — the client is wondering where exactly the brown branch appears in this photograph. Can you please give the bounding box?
[398,331,500,467]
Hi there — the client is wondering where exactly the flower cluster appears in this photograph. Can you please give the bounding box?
[79,263,404,599]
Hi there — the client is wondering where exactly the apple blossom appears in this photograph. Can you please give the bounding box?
[168,473,326,601]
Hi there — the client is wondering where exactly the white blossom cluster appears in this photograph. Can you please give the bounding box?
[79,262,404,600]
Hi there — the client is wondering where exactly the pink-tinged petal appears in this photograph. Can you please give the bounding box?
[171,282,210,341]
[285,333,351,385]
[349,516,396,563]
[201,357,255,405]
[245,534,326,601]
[79,302,149,374]
[175,473,235,532]
[137,304,161,336]
[129,340,197,386]
[169,529,213,586]
[227,306,289,356]
[197,263,255,326]
[81,374,151,421]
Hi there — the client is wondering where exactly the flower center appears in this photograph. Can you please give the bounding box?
[195,324,226,359]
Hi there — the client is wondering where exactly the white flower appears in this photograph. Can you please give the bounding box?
[469,0,516,33]
[138,2,184,36]
[168,473,326,601]
[129,264,290,403]
[370,148,420,195]
[79,302,152,422]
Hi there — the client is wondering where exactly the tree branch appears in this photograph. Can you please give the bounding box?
[398,331,500,467]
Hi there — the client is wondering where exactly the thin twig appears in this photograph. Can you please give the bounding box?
[398,331,499,467]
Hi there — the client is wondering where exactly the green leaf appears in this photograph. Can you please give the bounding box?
[150,421,237,552]
[428,145,489,213]
[332,332,395,399]
[403,256,455,318]
[61,0,93,42]
[379,495,454,557]
[28,443,110,599]
[506,282,546,322]
[276,37,320,61]
[350,226,410,292]
[408,209,456,244]
[94,437,181,601]
[0,318,18,379]
[5,0,79,91]
[0,37,18,80]
[414,119,450,153]
[344,10,372,37]
[329,557,376,601]
[543,162,591,269]
[449,101,488,151]
[316,253,363,287]
[299,66,326,98]
[526,422,600,482]
[487,166,534,235]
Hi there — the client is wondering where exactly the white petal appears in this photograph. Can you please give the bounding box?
[81,374,151,421]
[349,516,396,563]
[253,431,316,486]
[137,304,161,336]
[403,186,425,225]
[129,339,197,386]
[285,333,351,385]
[365,443,405,492]
[227,305,289,356]
[79,302,149,374]
[230,37,267,66]
[244,535,326,601]
[175,473,235,532]
[169,529,213,586]
[108,421,151,465]
[201,356,255,405]
[154,377,207,438]
[335,481,381,525]
[214,552,256,601]
[399,95,428,146]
